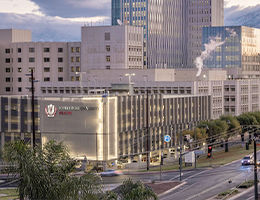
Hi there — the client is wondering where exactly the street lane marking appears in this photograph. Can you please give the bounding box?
[169,171,193,180]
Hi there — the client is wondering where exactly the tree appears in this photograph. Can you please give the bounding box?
[220,115,241,152]
[112,179,158,200]
[3,140,102,200]
[237,113,258,142]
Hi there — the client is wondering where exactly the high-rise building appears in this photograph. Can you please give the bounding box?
[112,0,224,69]
[202,26,260,78]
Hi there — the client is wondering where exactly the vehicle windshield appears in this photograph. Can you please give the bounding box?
[243,156,250,160]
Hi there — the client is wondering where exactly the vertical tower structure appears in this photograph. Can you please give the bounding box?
[112,0,224,69]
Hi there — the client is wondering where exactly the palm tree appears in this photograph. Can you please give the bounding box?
[112,179,158,200]
[3,140,102,200]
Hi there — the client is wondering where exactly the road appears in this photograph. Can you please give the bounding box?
[102,152,260,200]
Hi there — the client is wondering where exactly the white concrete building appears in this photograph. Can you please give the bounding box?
[81,25,143,71]
[0,29,81,96]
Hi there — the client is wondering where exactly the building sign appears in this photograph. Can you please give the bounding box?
[44,104,98,118]
[45,104,57,118]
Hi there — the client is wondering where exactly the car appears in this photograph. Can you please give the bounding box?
[241,155,253,165]
[100,169,123,177]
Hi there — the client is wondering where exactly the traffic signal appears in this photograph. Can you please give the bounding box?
[207,145,212,158]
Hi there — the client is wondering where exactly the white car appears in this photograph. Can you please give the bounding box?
[100,169,123,177]
[241,155,254,165]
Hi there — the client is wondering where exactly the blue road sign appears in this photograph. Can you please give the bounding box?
[164,135,171,143]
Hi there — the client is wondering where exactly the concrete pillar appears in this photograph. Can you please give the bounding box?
[138,154,142,163]
[128,157,131,164]
[167,149,171,158]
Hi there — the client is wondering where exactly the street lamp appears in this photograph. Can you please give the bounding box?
[75,72,87,93]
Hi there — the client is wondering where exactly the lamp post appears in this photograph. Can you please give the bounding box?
[75,72,87,93]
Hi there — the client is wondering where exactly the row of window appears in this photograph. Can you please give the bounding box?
[5,67,64,73]
[5,57,64,63]
[5,47,64,54]
[5,77,64,83]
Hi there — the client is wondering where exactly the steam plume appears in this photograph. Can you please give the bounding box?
[195,28,237,77]
[195,37,225,77]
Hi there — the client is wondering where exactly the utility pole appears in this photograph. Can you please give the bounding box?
[30,70,36,148]
[146,89,150,171]
[179,124,183,181]
[254,138,258,200]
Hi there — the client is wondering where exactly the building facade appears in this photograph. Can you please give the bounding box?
[0,94,211,162]
[202,26,260,78]
[81,25,143,71]
[0,29,82,96]
[112,0,224,68]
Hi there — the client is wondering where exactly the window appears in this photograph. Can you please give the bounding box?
[44,77,50,82]
[5,49,11,54]
[18,77,22,82]
[106,45,111,52]
[58,77,63,82]
[44,57,50,62]
[76,76,80,81]
[71,47,75,53]
[18,58,22,63]
[71,57,75,62]
[44,67,50,72]
[44,48,50,53]
[106,56,111,62]
[105,32,110,41]
[6,68,11,73]
[76,57,80,62]
[5,58,11,63]
[18,87,22,92]
[76,66,80,72]
[29,48,35,53]
[18,68,22,72]
[58,57,63,62]
[5,87,11,92]
[71,76,75,81]
[6,77,11,82]
[29,57,35,62]
[71,67,75,72]
[17,48,22,53]
[76,47,80,52]
[58,48,63,53]
[106,66,110,69]
[58,67,63,72]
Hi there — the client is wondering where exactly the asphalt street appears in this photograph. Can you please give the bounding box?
[102,152,260,200]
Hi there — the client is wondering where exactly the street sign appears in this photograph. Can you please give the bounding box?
[164,135,171,143]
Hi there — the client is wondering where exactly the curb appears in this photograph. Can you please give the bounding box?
[158,181,186,197]
[227,187,254,200]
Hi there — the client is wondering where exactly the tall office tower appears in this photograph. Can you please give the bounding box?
[187,0,224,67]
[112,0,224,69]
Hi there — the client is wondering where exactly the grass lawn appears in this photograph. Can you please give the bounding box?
[0,188,18,200]
[140,144,259,172]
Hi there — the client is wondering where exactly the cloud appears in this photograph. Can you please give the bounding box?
[224,0,260,8]
[0,0,43,15]
[0,13,109,42]
[224,5,260,28]
[30,0,111,18]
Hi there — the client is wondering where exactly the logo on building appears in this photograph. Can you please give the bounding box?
[45,104,57,118]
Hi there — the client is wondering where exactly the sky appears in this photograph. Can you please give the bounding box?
[0,0,259,41]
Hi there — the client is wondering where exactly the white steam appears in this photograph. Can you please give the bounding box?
[195,28,238,77]
[226,28,237,37]
[195,37,225,77]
